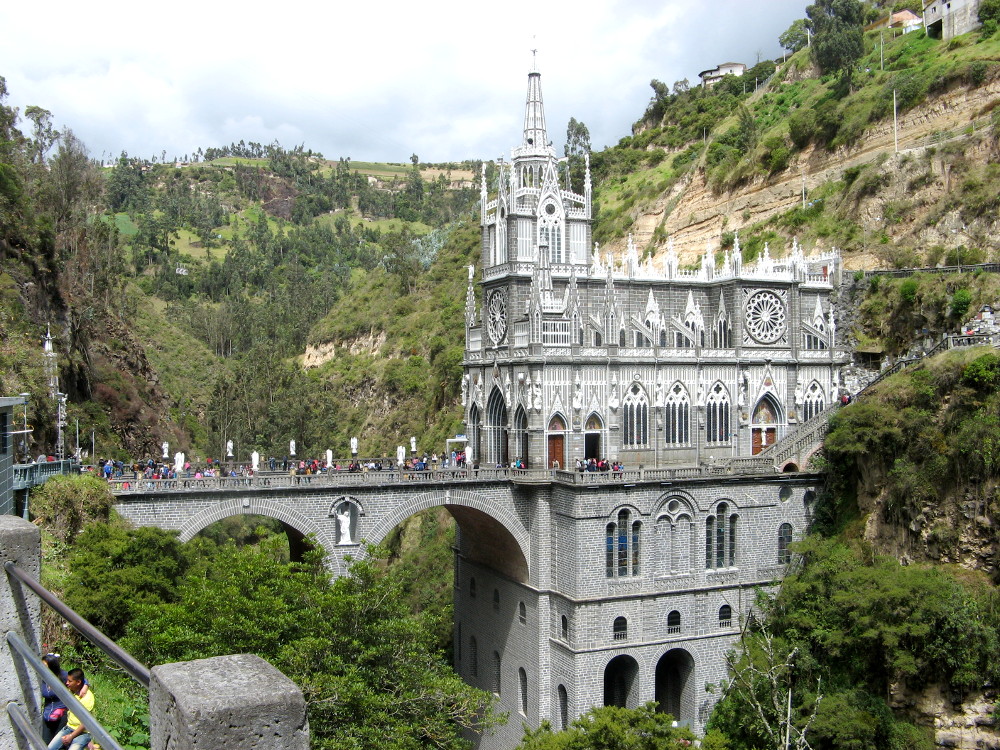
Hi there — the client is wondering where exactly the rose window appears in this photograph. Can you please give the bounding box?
[745,291,786,343]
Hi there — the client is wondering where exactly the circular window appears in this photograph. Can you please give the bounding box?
[667,500,680,513]
[545,203,556,215]
[745,291,786,344]
[487,290,508,344]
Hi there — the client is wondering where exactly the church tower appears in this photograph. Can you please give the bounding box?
[456,65,841,749]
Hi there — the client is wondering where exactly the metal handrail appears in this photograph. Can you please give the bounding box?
[6,631,125,750]
[6,702,48,750]
[4,561,151,686]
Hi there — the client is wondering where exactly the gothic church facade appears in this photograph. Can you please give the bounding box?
[455,67,846,747]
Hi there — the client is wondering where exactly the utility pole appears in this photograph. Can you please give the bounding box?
[893,89,899,153]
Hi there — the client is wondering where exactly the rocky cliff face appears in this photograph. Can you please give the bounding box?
[610,76,1000,268]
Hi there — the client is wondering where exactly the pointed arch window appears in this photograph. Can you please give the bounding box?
[606,508,641,577]
[468,403,481,465]
[802,382,825,421]
[665,383,691,446]
[622,384,649,448]
[619,328,626,347]
[486,388,508,467]
[513,407,528,467]
[706,382,732,444]
[713,314,732,348]
[659,329,667,347]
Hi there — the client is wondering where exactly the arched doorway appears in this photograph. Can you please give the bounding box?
[486,388,508,467]
[603,654,639,708]
[751,395,782,454]
[584,413,603,459]
[655,648,695,723]
[547,414,566,469]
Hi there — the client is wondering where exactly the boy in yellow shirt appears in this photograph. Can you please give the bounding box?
[47,669,94,750]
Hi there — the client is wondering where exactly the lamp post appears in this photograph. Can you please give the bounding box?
[18,393,30,462]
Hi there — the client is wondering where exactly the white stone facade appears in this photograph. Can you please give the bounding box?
[457,68,847,747]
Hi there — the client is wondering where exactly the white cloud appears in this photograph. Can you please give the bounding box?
[1,0,807,163]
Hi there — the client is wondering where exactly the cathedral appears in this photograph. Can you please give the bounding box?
[454,65,847,747]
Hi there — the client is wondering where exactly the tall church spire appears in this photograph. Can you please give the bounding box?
[519,57,553,158]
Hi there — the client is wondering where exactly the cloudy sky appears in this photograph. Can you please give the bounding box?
[2,0,807,165]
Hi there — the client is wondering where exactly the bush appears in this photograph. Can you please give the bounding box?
[789,108,818,149]
[961,352,1000,390]
[969,61,988,87]
[899,277,919,303]
[950,288,973,318]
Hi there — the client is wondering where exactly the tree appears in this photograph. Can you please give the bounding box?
[564,118,591,193]
[806,0,865,81]
[24,105,59,165]
[672,78,690,96]
[123,542,501,750]
[518,703,696,750]
[62,521,194,639]
[779,18,810,53]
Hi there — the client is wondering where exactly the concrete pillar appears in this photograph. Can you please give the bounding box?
[1,516,42,748]
[149,653,309,750]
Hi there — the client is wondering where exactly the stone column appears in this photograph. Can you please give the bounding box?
[0,516,42,748]
[149,653,309,750]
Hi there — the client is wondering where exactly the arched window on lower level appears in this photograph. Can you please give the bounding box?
[470,636,478,677]
[519,601,527,625]
[519,667,529,715]
[561,614,569,641]
[492,651,502,695]
[558,684,569,729]
[719,605,733,628]
[493,588,500,611]
[666,610,681,634]
[613,616,628,641]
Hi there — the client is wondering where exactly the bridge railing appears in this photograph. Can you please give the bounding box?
[13,460,78,491]
[1,516,309,750]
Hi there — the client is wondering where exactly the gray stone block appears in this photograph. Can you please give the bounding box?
[149,653,309,750]
[0,516,42,749]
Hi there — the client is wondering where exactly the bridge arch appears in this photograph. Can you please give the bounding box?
[363,488,530,582]
[177,497,343,573]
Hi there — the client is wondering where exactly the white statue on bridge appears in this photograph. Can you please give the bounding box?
[162,441,169,459]
[351,436,358,456]
[290,440,296,457]
[251,451,260,472]
[396,445,406,465]
[174,452,185,473]
[336,504,354,545]
[226,440,234,458]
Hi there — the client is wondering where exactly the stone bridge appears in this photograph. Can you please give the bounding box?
[111,469,536,579]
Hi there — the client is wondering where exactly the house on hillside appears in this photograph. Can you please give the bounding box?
[698,62,746,88]
[866,9,923,33]
[924,0,982,40]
